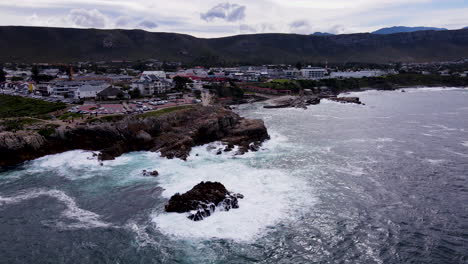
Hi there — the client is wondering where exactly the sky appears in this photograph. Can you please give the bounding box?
[0,0,467,38]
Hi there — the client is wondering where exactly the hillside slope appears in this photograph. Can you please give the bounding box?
[1,26,468,64]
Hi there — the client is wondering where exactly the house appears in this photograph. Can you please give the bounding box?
[37,82,54,95]
[73,85,110,99]
[97,87,128,100]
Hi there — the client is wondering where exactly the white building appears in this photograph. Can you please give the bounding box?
[73,85,110,99]
[51,80,110,97]
[300,67,327,79]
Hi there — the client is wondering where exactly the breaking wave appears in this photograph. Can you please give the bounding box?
[0,189,111,229]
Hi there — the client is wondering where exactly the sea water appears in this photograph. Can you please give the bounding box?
[1,87,467,263]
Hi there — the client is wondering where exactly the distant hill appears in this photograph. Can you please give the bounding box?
[1,26,468,64]
[312,32,334,36]
[372,26,448,35]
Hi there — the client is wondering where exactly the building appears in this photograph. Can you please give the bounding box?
[141,71,166,79]
[73,84,110,99]
[36,82,54,95]
[97,87,128,100]
[51,80,110,97]
[300,67,327,79]
[285,69,301,79]
[131,76,173,96]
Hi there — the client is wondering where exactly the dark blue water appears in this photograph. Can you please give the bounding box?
[1,87,467,263]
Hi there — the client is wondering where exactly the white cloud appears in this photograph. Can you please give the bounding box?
[201,3,246,22]
[68,8,107,28]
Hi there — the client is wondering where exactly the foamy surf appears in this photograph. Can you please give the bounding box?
[24,150,132,179]
[150,141,313,242]
[0,189,111,229]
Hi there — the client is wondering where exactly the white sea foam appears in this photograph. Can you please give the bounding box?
[424,159,446,165]
[403,87,466,93]
[462,141,468,148]
[150,140,312,242]
[0,189,110,229]
[346,137,395,143]
[25,150,131,179]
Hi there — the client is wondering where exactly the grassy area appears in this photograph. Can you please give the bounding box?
[0,94,67,118]
[137,105,194,118]
[86,114,125,124]
[58,112,83,120]
[0,118,43,132]
[37,124,59,137]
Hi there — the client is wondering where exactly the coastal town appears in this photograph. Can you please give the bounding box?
[2,59,468,116]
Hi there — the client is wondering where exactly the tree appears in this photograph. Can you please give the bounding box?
[296,62,303,70]
[129,88,141,99]
[0,68,6,82]
[11,76,24,82]
[173,76,193,91]
[31,65,40,82]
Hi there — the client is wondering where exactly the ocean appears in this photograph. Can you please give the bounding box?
[1,88,467,263]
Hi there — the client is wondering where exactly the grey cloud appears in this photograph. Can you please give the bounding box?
[138,20,158,29]
[327,24,346,34]
[115,16,132,27]
[240,23,276,33]
[68,9,107,28]
[201,3,246,22]
[289,19,313,34]
[240,24,256,33]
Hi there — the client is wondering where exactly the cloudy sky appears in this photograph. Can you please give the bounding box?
[0,0,467,37]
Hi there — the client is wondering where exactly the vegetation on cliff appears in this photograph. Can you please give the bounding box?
[0,106,269,167]
[0,94,66,118]
[256,74,468,94]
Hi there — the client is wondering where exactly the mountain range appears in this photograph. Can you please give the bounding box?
[372,26,448,34]
[1,26,468,65]
[313,26,451,36]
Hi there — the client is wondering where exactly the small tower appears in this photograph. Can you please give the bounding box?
[68,66,74,81]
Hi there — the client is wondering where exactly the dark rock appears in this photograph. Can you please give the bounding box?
[143,170,159,177]
[0,106,269,167]
[329,97,362,104]
[224,144,234,152]
[165,181,243,221]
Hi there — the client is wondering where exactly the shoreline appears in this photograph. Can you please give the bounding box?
[0,106,269,168]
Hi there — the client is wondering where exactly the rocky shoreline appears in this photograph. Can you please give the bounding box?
[263,95,362,109]
[0,106,269,167]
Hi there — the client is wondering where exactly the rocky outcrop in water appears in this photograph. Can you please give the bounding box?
[0,106,269,167]
[328,97,362,104]
[264,95,321,109]
[165,181,244,221]
[264,95,363,109]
